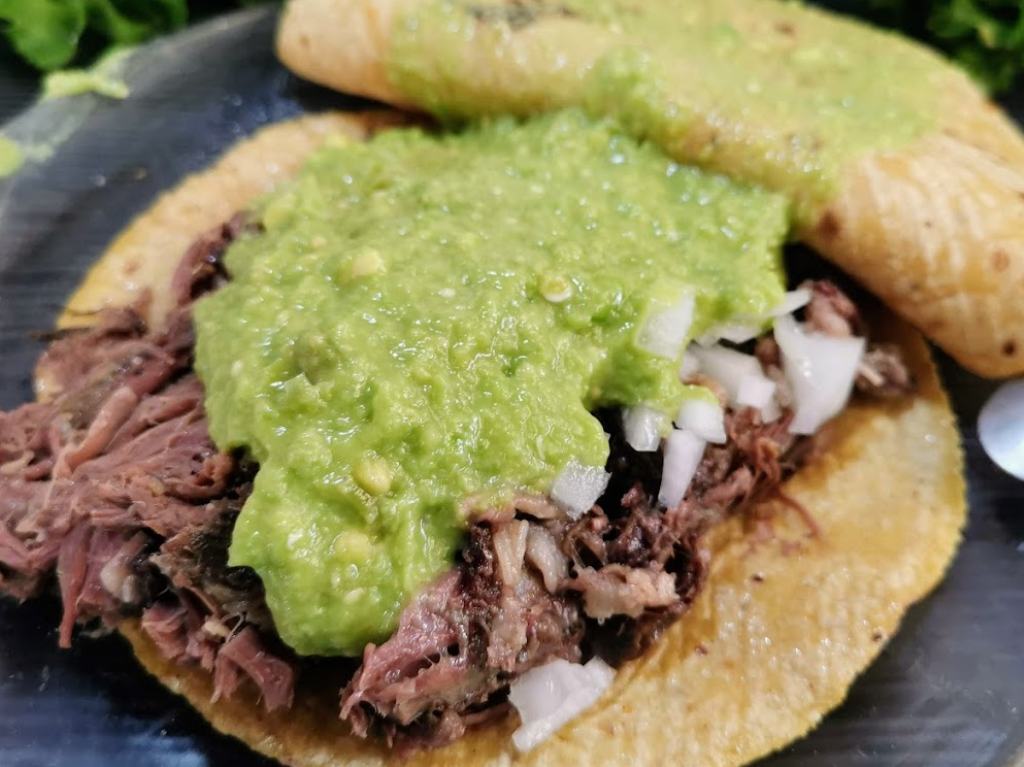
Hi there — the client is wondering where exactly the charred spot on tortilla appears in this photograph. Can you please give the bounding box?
[467,1,576,30]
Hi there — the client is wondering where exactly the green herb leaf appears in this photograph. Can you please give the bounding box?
[860,0,1024,93]
[0,0,188,72]
[0,0,88,71]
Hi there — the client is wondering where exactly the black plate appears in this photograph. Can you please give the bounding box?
[1,7,1023,766]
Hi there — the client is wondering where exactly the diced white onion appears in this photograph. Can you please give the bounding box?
[622,406,665,452]
[678,349,701,380]
[509,657,616,752]
[658,429,707,508]
[638,291,695,359]
[551,459,611,519]
[676,399,726,444]
[695,291,809,347]
[736,373,776,409]
[689,345,762,404]
[770,289,812,317]
[736,373,780,421]
[697,322,760,346]
[774,315,865,435]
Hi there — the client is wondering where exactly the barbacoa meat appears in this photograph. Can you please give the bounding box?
[0,218,296,712]
[0,217,913,750]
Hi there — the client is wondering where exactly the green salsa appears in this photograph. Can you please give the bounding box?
[0,136,23,177]
[388,0,963,221]
[42,48,132,101]
[194,111,788,655]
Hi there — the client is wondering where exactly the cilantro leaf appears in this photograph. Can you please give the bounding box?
[0,0,188,72]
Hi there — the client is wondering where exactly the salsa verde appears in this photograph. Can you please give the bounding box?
[194,111,788,655]
[387,0,961,222]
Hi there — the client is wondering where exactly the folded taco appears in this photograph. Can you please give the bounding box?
[0,106,964,767]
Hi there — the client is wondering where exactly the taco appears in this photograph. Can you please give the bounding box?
[277,0,1024,378]
[0,107,964,767]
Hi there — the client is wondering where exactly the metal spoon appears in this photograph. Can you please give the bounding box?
[978,380,1024,480]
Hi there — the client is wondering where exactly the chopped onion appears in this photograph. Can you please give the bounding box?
[774,315,865,435]
[509,658,616,752]
[736,374,775,409]
[622,406,666,452]
[689,345,762,404]
[736,373,780,421]
[658,429,706,508]
[697,322,760,346]
[978,379,1024,480]
[551,459,611,519]
[770,288,812,317]
[678,349,701,379]
[676,399,726,444]
[638,291,695,359]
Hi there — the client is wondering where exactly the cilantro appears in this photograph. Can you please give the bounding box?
[0,0,188,71]
[859,0,1024,92]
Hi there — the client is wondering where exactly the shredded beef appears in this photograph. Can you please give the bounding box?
[171,212,250,307]
[342,522,583,747]
[0,215,916,751]
[857,343,915,398]
[803,279,863,337]
[0,217,295,712]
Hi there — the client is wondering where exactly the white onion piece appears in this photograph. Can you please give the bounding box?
[736,373,780,421]
[638,291,695,359]
[551,459,611,519]
[509,658,616,752]
[697,322,760,346]
[658,429,707,508]
[770,289,812,317]
[690,345,762,404]
[678,349,701,380]
[622,406,666,452]
[774,315,865,435]
[736,373,776,409]
[978,380,1024,480]
[676,399,726,444]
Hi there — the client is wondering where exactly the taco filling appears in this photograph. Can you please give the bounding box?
[0,111,911,751]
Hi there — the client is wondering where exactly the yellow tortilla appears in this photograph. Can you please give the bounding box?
[276,0,1024,379]
[58,113,964,766]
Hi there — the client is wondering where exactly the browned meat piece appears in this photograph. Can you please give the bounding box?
[568,565,677,619]
[342,521,583,746]
[857,343,915,398]
[803,279,863,337]
[0,218,296,714]
[170,212,253,306]
[214,627,295,712]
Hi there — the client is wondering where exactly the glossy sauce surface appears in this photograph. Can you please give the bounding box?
[194,111,787,654]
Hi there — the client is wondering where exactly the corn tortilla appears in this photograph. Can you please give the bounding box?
[54,113,964,766]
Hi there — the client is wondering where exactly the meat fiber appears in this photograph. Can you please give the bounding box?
[0,218,296,712]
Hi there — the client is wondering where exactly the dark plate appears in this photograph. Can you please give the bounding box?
[0,7,1022,767]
